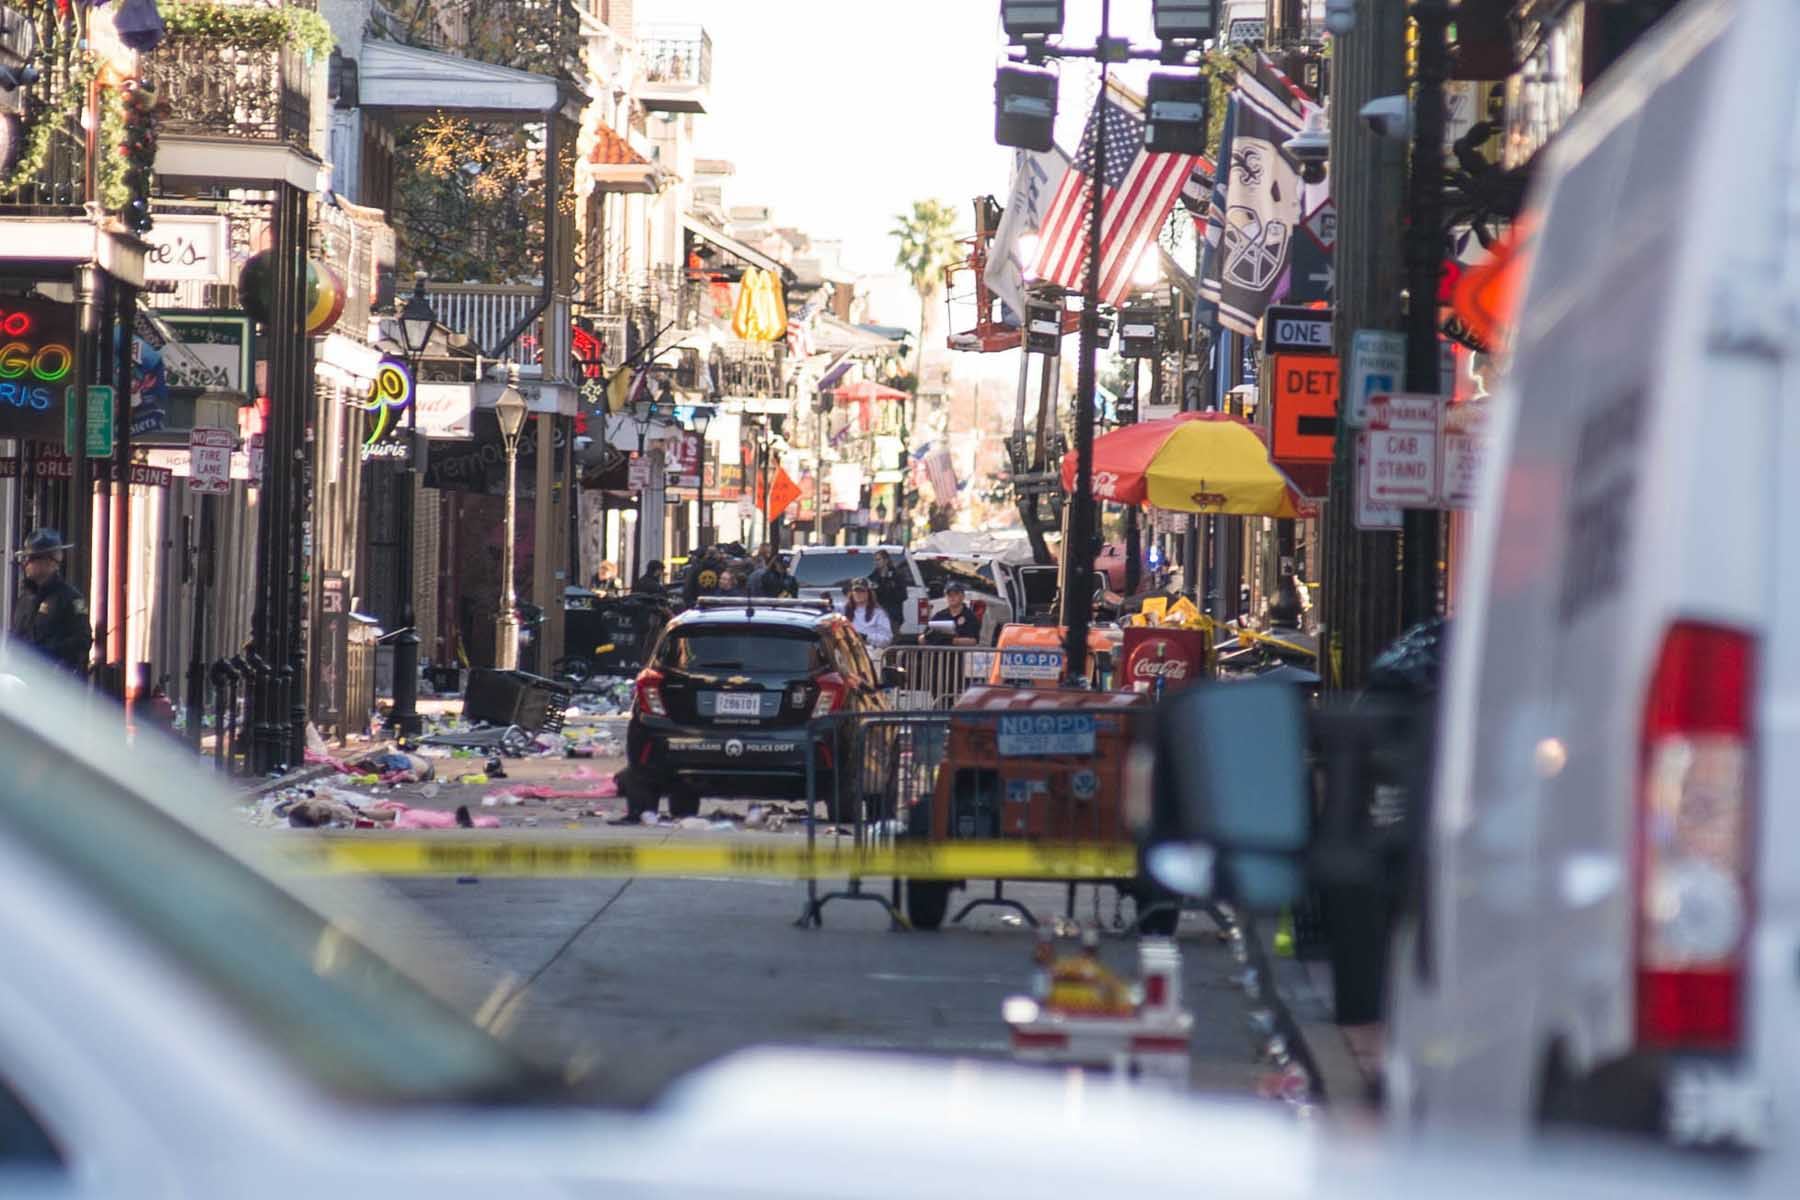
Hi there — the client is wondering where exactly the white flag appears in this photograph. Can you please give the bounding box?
[985,146,1070,323]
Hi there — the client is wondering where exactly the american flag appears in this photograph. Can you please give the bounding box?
[1030,82,1199,305]
[922,447,959,505]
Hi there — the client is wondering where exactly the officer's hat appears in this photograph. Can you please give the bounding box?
[14,528,73,564]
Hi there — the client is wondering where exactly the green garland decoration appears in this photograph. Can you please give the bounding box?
[160,2,337,61]
[99,88,131,213]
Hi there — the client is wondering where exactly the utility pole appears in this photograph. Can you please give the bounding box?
[1402,0,1449,627]
[1321,0,1408,690]
[1057,0,1111,683]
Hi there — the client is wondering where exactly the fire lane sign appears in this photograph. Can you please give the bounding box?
[189,427,235,494]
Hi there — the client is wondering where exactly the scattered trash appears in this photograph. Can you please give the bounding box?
[458,773,490,785]
[677,816,712,830]
[639,811,662,826]
[481,790,527,807]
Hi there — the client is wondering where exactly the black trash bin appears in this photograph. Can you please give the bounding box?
[462,668,574,734]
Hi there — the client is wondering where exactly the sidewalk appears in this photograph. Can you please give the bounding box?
[1256,920,1383,1112]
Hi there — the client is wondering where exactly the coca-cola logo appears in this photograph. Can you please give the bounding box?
[1132,657,1189,680]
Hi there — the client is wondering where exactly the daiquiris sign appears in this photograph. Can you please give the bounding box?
[0,298,77,440]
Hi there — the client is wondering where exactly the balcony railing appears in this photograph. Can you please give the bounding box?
[716,340,783,399]
[637,23,711,112]
[143,37,312,149]
[426,284,572,378]
[0,63,91,216]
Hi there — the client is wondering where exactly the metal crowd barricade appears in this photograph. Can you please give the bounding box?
[796,702,1161,932]
[797,709,953,929]
[877,643,996,710]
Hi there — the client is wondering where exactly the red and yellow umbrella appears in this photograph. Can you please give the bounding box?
[1060,412,1309,518]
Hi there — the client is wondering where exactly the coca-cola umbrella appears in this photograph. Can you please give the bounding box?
[1061,411,1308,517]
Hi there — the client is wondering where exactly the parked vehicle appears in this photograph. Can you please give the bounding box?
[623,597,901,820]
[1149,0,1799,1158]
[1383,0,1795,1151]
[789,544,933,641]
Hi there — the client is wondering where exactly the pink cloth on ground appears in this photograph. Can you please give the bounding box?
[373,802,501,830]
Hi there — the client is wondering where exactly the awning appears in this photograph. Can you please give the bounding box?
[681,215,794,285]
[357,40,582,122]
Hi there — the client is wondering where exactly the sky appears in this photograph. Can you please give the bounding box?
[652,0,1164,291]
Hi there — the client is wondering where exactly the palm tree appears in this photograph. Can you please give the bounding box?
[890,198,962,357]
[889,199,962,530]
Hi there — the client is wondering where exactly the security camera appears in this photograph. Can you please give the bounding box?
[1282,110,1330,185]
[573,435,593,451]
[1360,95,1412,141]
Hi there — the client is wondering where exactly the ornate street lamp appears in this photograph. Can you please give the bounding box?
[690,403,715,547]
[494,368,530,671]
[389,273,437,737]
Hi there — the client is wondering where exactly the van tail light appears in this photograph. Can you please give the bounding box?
[812,672,848,718]
[634,667,668,717]
[1635,622,1755,1051]
[918,597,931,627]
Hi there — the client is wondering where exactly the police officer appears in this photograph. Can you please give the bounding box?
[927,581,983,645]
[10,529,92,675]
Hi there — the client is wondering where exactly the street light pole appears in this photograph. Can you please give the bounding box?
[495,368,529,671]
[692,404,714,549]
[1058,0,1111,685]
[390,275,439,739]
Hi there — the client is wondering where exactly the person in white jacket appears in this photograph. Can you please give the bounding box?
[843,579,894,649]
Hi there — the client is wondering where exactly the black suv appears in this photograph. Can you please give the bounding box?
[621,598,899,820]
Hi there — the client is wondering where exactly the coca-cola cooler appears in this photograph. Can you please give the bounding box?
[1121,626,1212,698]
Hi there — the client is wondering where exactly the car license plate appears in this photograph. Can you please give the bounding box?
[713,692,762,716]
[996,713,1096,757]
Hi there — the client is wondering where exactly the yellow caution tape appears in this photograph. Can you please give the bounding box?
[280,839,1141,881]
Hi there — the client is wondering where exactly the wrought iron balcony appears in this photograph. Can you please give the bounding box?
[426,283,572,379]
[637,23,711,113]
[0,66,92,216]
[716,340,783,399]
[142,35,312,149]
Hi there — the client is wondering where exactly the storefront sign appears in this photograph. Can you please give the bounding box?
[159,313,253,393]
[143,215,231,284]
[667,431,701,489]
[0,297,77,440]
[415,382,474,439]
[358,357,415,461]
[0,455,173,487]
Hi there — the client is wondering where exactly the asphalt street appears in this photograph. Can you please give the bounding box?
[357,715,1275,1107]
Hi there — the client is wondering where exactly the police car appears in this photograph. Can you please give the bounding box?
[622,598,902,820]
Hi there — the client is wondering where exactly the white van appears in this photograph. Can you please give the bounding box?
[1384,0,1795,1150]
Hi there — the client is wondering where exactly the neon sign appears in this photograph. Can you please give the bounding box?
[0,298,79,437]
[355,356,415,455]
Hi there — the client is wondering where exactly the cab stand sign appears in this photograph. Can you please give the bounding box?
[1358,392,1491,515]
